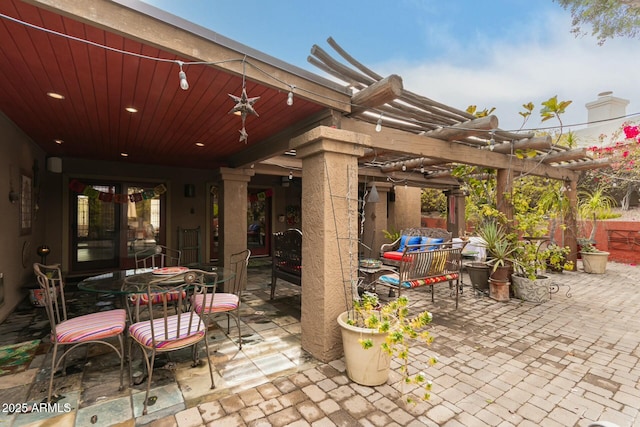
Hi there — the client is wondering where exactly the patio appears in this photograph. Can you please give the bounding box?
[0,261,639,427]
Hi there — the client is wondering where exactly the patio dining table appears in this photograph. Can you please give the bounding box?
[77,264,235,295]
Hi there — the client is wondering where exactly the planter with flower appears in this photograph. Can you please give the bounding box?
[541,243,573,273]
[511,239,553,303]
[337,292,436,403]
[579,242,609,274]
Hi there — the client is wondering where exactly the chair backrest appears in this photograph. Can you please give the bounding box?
[33,263,67,336]
[135,245,182,270]
[228,249,250,296]
[398,244,463,282]
[143,269,218,346]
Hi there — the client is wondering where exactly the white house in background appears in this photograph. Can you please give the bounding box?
[573,91,639,148]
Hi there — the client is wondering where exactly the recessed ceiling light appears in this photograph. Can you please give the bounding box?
[195,142,205,147]
[125,107,138,113]
[54,139,63,145]
[47,92,65,100]
[120,152,129,157]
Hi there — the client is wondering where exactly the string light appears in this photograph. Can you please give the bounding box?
[420,163,425,174]
[402,163,407,171]
[287,86,295,106]
[488,130,496,151]
[177,61,189,91]
[289,171,293,180]
[375,114,383,132]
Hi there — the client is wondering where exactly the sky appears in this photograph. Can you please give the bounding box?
[142,0,640,134]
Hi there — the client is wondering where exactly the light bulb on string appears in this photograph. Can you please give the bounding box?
[287,86,295,106]
[488,130,495,151]
[402,164,407,171]
[420,164,425,174]
[375,114,383,132]
[177,61,189,90]
[289,171,293,180]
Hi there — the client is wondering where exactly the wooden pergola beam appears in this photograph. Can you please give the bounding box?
[542,148,589,164]
[490,136,552,154]
[560,158,613,171]
[422,115,498,141]
[350,75,403,116]
[342,118,579,182]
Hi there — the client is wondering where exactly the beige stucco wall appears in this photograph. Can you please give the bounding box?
[390,185,422,231]
[0,113,47,322]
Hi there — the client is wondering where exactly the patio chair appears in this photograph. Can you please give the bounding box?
[128,269,217,415]
[33,262,127,403]
[193,249,250,349]
[134,245,181,270]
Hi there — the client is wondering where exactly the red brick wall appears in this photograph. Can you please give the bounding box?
[421,217,640,265]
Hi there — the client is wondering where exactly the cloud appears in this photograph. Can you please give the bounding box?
[373,9,640,133]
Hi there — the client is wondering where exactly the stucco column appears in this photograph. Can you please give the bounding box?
[362,182,392,259]
[291,126,370,363]
[390,185,422,230]
[216,167,254,291]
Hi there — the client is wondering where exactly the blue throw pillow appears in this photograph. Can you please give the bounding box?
[406,236,422,252]
[397,235,409,252]
[421,237,444,250]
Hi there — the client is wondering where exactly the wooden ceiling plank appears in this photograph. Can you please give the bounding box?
[24,0,352,112]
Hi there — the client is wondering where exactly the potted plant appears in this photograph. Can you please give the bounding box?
[511,240,553,303]
[337,292,436,403]
[540,243,573,273]
[580,242,610,274]
[578,186,616,245]
[476,220,515,301]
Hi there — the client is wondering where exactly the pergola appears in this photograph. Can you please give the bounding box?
[1,0,613,361]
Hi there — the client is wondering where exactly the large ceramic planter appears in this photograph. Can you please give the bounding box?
[466,262,490,293]
[511,275,551,303]
[489,278,510,302]
[581,251,609,274]
[337,311,391,386]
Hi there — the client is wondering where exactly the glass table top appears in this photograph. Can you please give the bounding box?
[77,264,234,295]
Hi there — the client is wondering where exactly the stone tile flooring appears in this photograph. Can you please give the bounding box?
[1,261,639,426]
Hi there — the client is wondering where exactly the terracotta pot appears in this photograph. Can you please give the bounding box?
[490,265,512,282]
[489,278,510,302]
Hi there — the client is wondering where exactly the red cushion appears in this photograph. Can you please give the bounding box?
[383,251,404,261]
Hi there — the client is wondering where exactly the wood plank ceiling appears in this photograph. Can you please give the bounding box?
[0,0,327,170]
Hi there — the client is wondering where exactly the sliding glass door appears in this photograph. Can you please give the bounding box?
[70,180,165,273]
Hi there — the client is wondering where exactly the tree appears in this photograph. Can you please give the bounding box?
[554,0,640,45]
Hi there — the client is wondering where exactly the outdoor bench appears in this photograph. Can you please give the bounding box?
[380,227,453,267]
[375,242,464,309]
[271,228,302,299]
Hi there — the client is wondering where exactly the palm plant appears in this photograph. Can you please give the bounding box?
[578,185,616,244]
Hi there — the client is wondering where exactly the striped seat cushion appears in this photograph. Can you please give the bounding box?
[54,309,126,343]
[129,290,187,305]
[129,312,206,350]
[379,272,459,289]
[193,293,239,314]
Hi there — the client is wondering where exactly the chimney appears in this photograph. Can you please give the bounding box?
[586,91,629,127]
